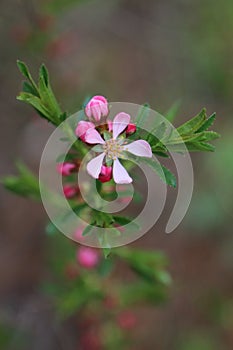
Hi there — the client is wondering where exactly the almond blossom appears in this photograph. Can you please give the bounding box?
[84,112,152,184]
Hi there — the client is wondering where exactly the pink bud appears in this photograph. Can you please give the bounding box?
[76,247,99,269]
[57,162,76,176]
[75,121,95,142]
[98,165,112,183]
[126,123,136,135]
[85,95,108,122]
[63,184,79,198]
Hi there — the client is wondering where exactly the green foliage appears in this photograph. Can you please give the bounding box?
[115,248,171,285]
[165,100,181,123]
[17,60,62,125]
[147,108,219,157]
[1,162,40,200]
[166,109,220,152]
[119,281,168,305]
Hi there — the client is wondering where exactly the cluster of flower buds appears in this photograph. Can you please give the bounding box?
[56,160,80,198]
[75,95,140,184]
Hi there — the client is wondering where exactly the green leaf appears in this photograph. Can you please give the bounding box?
[194,131,220,142]
[166,130,220,144]
[113,216,132,225]
[197,112,216,132]
[116,248,168,266]
[177,108,206,135]
[97,255,113,275]
[165,100,181,123]
[115,248,170,284]
[39,64,49,86]
[186,141,216,152]
[155,270,172,285]
[152,149,169,158]
[120,281,168,305]
[1,162,40,200]
[103,247,112,259]
[147,122,167,146]
[82,225,94,236]
[22,81,38,96]
[113,216,140,231]
[17,60,33,81]
[17,92,52,120]
[38,65,61,121]
[17,60,38,94]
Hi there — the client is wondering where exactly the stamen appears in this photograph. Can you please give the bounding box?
[104,139,123,159]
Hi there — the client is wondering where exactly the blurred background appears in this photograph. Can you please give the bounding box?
[0,0,233,349]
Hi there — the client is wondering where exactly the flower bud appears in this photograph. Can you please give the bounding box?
[75,121,95,142]
[98,165,112,183]
[85,95,108,121]
[126,123,136,135]
[57,162,76,176]
[63,184,79,198]
[76,247,99,269]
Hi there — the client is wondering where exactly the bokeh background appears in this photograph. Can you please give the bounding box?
[0,0,233,349]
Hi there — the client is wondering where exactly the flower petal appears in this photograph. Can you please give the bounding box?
[85,128,105,144]
[124,140,152,158]
[112,112,131,139]
[87,153,105,179]
[90,102,102,121]
[113,158,132,184]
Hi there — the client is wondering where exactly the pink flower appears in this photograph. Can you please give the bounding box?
[76,247,99,269]
[84,112,152,184]
[63,184,79,198]
[126,123,136,135]
[98,165,112,183]
[75,121,95,142]
[57,162,76,176]
[85,95,108,121]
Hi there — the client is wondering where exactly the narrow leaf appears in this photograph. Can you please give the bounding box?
[177,108,206,135]
[197,112,216,132]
